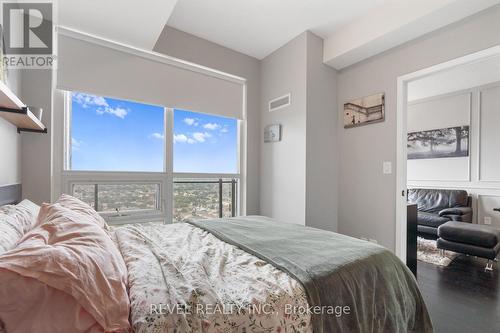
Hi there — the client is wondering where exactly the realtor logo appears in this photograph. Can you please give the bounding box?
[3,2,52,54]
[1,0,55,68]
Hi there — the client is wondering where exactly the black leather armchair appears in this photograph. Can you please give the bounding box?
[439,207,473,222]
[408,188,472,236]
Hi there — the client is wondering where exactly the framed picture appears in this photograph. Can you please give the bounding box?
[344,93,385,128]
[407,126,469,160]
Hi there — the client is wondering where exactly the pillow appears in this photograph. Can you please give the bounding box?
[0,203,130,332]
[0,200,40,254]
[55,194,109,230]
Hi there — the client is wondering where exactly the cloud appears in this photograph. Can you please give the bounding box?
[192,132,206,142]
[73,92,128,119]
[149,132,164,140]
[192,132,212,143]
[174,134,188,143]
[73,93,108,108]
[184,118,198,126]
[96,107,128,119]
[220,127,229,133]
[174,132,212,144]
[203,123,220,130]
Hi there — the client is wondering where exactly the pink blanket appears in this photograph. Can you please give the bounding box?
[0,203,131,333]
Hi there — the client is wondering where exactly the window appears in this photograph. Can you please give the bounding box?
[173,109,238,174]
[62,92,242,225]
[173,178,237,222]
[172,110,239,222]
[72,183,160,213]
[70,92,164,172]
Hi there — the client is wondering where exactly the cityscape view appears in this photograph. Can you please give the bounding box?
[173,180,235,222]
[73,180,235,223]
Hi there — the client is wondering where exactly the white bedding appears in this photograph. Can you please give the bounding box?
[115,223,312,333]
[0,200,40,255]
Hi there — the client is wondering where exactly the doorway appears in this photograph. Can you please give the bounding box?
[395,44,500,262]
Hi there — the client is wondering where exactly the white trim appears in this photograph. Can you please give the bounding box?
[62,171,167,178]
[407,183,500,191]
[63,91,72,171]
[237,120,245,216]
[173,173,241,180]
[395,76,408,263]
[51,90,65,202]
[164,108,174,224]
[395,44,500,261]
[239,85,248,215]
[467,91,473,183]
[268,93,291,112]
[56,26,246,85]
[477,89,483,182]
[477,82,500,183]
[406,177,471,183]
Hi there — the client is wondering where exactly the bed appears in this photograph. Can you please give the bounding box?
[0,192,433,333]
[115,221,311,333]
[115,218,432,333]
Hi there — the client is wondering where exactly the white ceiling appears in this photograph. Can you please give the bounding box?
[58,0,179,50]
[166,0,390,59]
[58,0,500,66]
[323,0,500,68]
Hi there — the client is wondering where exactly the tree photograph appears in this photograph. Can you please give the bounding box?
[407,125,469,160]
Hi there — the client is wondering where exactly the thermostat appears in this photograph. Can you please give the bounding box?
[264,124,281,143]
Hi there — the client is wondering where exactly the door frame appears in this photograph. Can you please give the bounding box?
[395,44,500,261]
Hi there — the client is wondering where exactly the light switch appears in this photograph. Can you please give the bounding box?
[383,161,392,174]
[484,216,492,225]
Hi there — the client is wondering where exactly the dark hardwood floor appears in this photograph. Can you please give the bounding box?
[417,255,500,333]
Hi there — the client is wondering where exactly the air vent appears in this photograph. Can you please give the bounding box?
[269,93,291,112]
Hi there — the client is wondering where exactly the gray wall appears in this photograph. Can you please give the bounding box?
[0,69,23,186]
[260,32,338,228]
[260,32,308,225]
[154,27,261,215]
[305,33,338,231]
[336,5,500,250]
[20,69,53,204]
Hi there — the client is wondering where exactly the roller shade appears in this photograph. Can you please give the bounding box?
[56,27,246,119]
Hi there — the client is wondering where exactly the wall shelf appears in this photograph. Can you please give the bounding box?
[0,81,46,134]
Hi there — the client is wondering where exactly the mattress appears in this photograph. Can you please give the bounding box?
[115,222,312,333]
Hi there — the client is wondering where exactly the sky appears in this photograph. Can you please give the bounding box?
[71,92,238,174]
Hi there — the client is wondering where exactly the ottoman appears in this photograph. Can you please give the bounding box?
[437,221,500,271]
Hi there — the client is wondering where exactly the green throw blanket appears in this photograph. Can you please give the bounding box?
[188,216,433,333]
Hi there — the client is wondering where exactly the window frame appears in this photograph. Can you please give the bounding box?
[63,172,168,225]
[58,91,242,225]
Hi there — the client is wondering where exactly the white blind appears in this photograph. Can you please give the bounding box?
[57,28,246,119]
